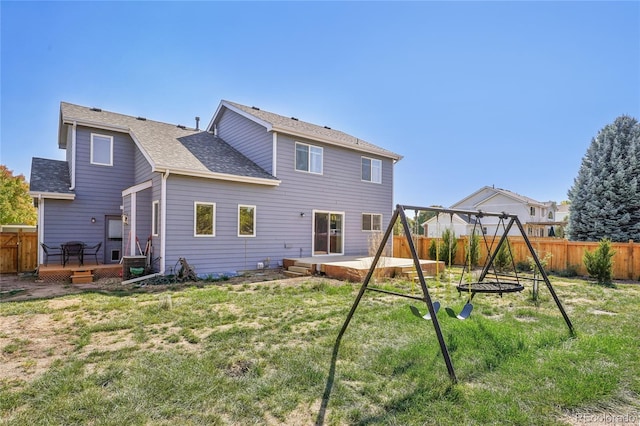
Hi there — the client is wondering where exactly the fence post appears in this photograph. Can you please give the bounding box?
[629,240,634,280]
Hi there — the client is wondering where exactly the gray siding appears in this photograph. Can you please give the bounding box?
[275,133,394,257]
[162,131,394,274]
[42,126,136,260]
[217,109,273,174]
[134,147,153,183]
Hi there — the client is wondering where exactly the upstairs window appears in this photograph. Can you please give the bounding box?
[295,142,323,174]
[547,211,553,219]
[91,133,113,166]
[362,213,382,231]
[530,206,536,216]
[238,205,256,237]
[361,157,382,183]
[194,202,215,237]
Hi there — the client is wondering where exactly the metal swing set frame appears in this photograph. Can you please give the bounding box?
[336,204,575,382]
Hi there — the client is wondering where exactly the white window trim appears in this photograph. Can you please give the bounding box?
[295,142,323,175]
[238,204,256,237]
[152,200,159,237]
[90,133,114,166]
[362,213,383,232]
[361,156,382,184]
[194,201,216,237]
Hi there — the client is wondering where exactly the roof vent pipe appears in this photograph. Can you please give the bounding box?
[195,116,200,130]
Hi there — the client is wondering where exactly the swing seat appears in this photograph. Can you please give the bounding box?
[410,301,440,321]
[457,281,524,296]
[445,303,473,320]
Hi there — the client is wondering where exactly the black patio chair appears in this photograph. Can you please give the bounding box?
[40,243,63,266]
[83,242,102,265]
[62,241,84,266]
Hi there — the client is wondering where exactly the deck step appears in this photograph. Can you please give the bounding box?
[283,270,305,278]
[288,266,311,274]
[71,269,94,284]
[294,261,314,269]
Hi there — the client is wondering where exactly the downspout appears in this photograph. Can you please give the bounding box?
[37,195,44,264]
[272,132,277,176]
[130,192,137,256]
[160,170,169,274]
[69,121,77,190]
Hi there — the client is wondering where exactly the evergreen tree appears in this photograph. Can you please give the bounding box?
[568,116,640,241]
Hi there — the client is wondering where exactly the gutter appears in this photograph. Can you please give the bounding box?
[29,191,75,200]
[153,166,281,186]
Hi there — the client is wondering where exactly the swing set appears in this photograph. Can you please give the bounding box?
[336,204,575,382]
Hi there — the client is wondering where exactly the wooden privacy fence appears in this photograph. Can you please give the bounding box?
[0,231,38,274]
[393,235,640,281]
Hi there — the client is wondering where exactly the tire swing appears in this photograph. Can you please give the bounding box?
[456,212,524,301]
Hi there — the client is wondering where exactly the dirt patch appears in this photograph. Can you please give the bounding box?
[0,269,293,302]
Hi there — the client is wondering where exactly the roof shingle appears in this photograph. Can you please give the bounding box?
[30,158,73,194]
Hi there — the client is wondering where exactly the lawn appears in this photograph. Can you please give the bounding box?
[1,273,639,425]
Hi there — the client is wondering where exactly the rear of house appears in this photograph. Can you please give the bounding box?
[30,100,402,276]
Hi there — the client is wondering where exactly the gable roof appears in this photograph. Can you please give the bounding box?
[451,186,552,210]
[58,102,279,185]
[30,158,75,198]
[210,100,403,161]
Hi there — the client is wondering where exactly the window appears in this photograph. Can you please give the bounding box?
[108,218,122,239]
[91,134,113,166]
[530,206,536,216]
[547,211,553,220]
[362,213,382,231]
[194,202,215,236]
[361,157,382,183]
[152,201,159,236]
[238,205,256,237]
[295,142,323,174]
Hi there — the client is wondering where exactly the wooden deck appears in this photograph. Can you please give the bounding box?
[284,256,444,282]
[37,261,122,283]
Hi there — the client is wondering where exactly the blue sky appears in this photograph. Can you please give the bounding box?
[2,1,639,207]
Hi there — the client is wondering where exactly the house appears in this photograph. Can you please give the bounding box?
[30,100,402,275]
[423,186,558,238]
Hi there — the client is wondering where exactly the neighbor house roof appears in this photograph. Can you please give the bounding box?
[58,102,279,186]
[30,157,75,199]
[210,100,403,161]
[451,186,554,210]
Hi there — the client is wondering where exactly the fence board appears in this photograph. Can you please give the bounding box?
[0,231,38,273]
[393,235,640,281]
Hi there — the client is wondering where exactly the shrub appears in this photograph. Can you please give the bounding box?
[516,260,532,272]
[440,228,457,266]
[429,239,438,261]
[583,239,615,286]
[494,242,513,272]
[428,229,457,266]
[464,232,480,267]
[553,264,580,278]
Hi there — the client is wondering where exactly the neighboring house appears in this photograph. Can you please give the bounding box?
[423,186,558,238]
[30,100,402,275]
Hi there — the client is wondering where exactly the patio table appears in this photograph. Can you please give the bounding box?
[62,241,85,266]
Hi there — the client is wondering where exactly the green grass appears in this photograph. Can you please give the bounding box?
[1,275,639,425]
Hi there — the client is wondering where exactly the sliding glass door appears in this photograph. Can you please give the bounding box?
[313,211,343,255]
